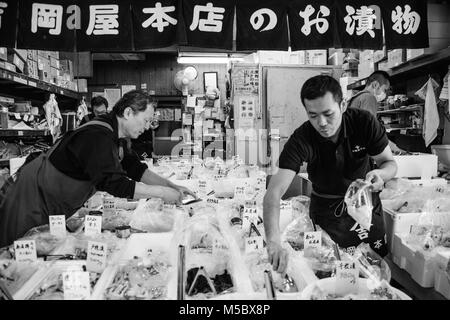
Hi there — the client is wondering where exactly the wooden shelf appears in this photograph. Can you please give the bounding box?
[0,129,50,137]
[377,105,423,115]
[348,47,450,90]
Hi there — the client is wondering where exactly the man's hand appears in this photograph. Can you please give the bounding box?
[266,241,289,274]
[173,185,197,198]
[365,169,384,192]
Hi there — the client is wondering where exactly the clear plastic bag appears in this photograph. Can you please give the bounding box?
[129,198,180,233]
[353,243,391,283]
[19,225,66,256]
[344,180,373,230]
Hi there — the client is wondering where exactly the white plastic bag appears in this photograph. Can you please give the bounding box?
[344,180,373,230]
[129,198,180,232]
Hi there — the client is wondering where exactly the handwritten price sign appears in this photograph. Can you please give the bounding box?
[86,241,108,273]
[85,215,102,236]
[14,240,37,262]
[63,271,91,300]
[49,215,66,237]
[335,260,359,295]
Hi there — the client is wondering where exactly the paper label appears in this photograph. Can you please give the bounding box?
[102,197,116,214]
[62,271,91,300]
[335,260,359,295]
[49,215,66,237]
[206,197,219,205]
[234,185,246,200]
[304,231,322,249]
[256,176,266,191]
[163,204,176,210]
[86,241,108,273]
[242,207,258,232]
[214,174,224,180]
[14,240,37,262]
[85,215,102,236]
[245,236,264,253]
[198,180,208,194]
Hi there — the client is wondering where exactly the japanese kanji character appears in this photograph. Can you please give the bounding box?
[344,5,376,38]
[142,2,177,32]
[299,4,330,36]
[0,2,7,29]
[31,3,63,35]
[350,222,369,240]
[374,239,383,249]
[86,5,119,36]
[190,2,225,33]
[391,5,421,34]
[250,8,277,32]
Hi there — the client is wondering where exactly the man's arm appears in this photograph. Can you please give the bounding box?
[140,169,197,197]
[263,168,296,273]
[133,182,182,205]
[367,145,398,191]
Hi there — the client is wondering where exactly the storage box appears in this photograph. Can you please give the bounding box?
[3,61,16,72]
[393,154,438,179]
[26,59,38,79]
[358,62,374,79]
[388,49,406,68]
[48,51,59,59]
[77,79,88,92]
[37,50,50,59]
[14,49,28,62]
[360,50,374,63]
[0,47,7,61]
[373,48,387,63]
[50,56,60,69]
[305,50,327,65]
[27,50,38,61]
[59,59,73,79]
[328,51,346,66]
[8,53,25,73]
[342,61,358,71]
[38,56,51,82]
[434,268,450,299]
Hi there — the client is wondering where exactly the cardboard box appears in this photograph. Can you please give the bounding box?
[26,59,38,79]
[342,61,358,71]
[27,50,38,61]
[50,56,60,69]
[7,53,25,73]
[38,56,51,82]
[14,49,28,62]
[373,48,387,63]
[377,60,390,71]
[37,50,50,59]
[0,47,7,61]
[59,59,73,78]
[77,79,87,92]
[358,62,374,79]
[359,50,374,63]
[328,51,346,65]
[48,51,59,59]
[388,49,406,68]
[305,50,327,65]
[3,61,16,72]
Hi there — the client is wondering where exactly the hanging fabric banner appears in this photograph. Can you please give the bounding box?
[77,0,132,51]
[381,0,428,49]
[17,0,76,51]
[0,0,18,47]
[334,0,383,50]
[131,0,186,50]
[182,0,236,50]
[288,0,336,50]
[235,0,289,51]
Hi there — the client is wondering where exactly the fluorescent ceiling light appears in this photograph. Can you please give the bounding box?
[177,56,228,64]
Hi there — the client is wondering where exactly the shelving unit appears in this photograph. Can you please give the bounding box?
[0,68,83,108]
[347,47,450,90]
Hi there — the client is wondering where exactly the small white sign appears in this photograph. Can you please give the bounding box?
[335,260,359,296]
[206,197,219,205]
[242,207,258,232]
[198,180,208,194]
[86,241,108,273]
[62,271,91,300]
[102,197,116,214]
[304,231,322,249]
[14,240,37,262]
[256,176,267,192]
[245,236,264,253]
[49,215,66,237]
[234,185,246,200]
[85,215,102,236]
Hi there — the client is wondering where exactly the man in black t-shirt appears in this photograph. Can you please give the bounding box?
[263,75,397,274]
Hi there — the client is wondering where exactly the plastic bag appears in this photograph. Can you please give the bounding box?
[168,207,253,299]
[19,225,66,256]
[129,198,180,233]
[344,180,373,230]
[353,243,391,283]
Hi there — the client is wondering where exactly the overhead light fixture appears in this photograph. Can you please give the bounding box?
[177,52,244,64]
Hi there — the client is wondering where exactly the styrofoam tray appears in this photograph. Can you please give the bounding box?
[301,278,411,300]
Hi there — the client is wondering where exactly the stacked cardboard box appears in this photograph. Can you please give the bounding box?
[26,50,38,79]
[387,49,406,68]
[7,49,26,73]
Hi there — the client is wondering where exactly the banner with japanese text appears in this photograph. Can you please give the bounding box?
[334,0,383,49]
[182,0,236,50]
[17,0,76,50]
[288,0,337,50]
[131,0,186,50]
[381,0,428,49]
[0,0,17,47]
[77,0,133,51]
[236,0,289,51]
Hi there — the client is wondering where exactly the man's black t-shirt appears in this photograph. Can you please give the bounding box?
[278,108,389,196]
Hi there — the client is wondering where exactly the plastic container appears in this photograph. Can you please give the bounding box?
[434,268,450,299]
[431,145,450,170]
[401,240,436,288]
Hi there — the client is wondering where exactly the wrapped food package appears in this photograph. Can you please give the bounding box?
[129,198,182,232]
[18,226,66,256]
[344,180,373,230]
[0,260,41,296]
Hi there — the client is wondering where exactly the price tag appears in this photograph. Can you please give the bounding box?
[304,231,322,249]
[335,260,359,295]
[86,241,108,273]
[85,215,102,236]
[62,271,91,300]
[212,238,228,256]
[234,185,246,200]
[163,204,176,210]
[198,180,208,194]
[206,197,219,205]
[14,240,37,262]
[49,215,66,237]
[256,176,267,191]
[242,207,258,232]
[245,236,264,253]
[214,174,224,180]
[102,196,116,214]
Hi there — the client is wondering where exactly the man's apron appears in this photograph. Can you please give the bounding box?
[0,121,113,247]
[309,190,388,257]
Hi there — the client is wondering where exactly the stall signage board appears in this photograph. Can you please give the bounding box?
[86,241,108,273]
[335,260,359,295]
[85,215,102,236]
[49,215,66,237]
[62,271,91,300]
[14,240,37,262]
